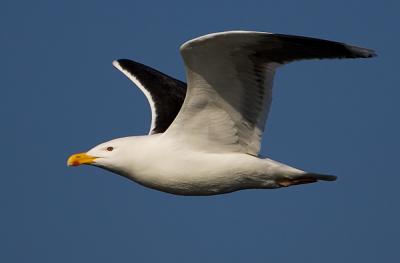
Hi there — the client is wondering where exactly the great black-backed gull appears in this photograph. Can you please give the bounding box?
[67,31,375,195]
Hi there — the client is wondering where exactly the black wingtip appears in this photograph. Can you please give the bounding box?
[368,49,378,58]
[111,58,187,134]
[346,45,377,58]
[323,175,338,181]
[113,59,134,68]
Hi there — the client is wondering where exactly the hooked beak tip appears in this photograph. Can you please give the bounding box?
[67,152,96,167]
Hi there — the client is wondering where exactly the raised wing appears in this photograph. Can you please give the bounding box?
[113,59,186,134]
[165,31,375,155]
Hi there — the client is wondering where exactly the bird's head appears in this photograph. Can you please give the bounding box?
[67,137,137,172]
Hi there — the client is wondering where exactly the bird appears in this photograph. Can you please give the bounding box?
[67,31,375,195]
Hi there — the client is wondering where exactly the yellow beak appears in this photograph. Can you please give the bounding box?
[67,152,97,166]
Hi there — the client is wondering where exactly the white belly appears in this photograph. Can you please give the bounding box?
[119,138,303,195]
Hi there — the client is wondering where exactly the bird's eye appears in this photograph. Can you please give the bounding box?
[106,146,114,152]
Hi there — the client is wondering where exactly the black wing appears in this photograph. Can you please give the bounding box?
[113,59,187,134]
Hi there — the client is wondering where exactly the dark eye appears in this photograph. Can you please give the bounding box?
[106,146,114,152]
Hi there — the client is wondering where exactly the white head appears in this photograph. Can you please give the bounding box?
[67,136,142,176]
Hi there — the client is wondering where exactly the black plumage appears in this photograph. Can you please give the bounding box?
[115,59,187,134]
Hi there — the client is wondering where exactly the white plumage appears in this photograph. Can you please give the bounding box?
[68,31,375,195]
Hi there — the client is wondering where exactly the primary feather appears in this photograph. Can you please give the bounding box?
[68,31,375,195]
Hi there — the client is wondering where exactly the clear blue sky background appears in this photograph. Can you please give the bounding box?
[1,0,398,262]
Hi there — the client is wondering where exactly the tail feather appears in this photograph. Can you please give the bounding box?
[278,173,337,187]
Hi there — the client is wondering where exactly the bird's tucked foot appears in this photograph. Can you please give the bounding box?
[277,173,337,187]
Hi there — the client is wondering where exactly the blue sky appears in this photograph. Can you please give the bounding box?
[1,0,399,262]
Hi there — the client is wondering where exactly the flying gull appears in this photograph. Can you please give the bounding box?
[67,31,375,195]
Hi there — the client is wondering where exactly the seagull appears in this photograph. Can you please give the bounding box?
[67,31,375,195]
